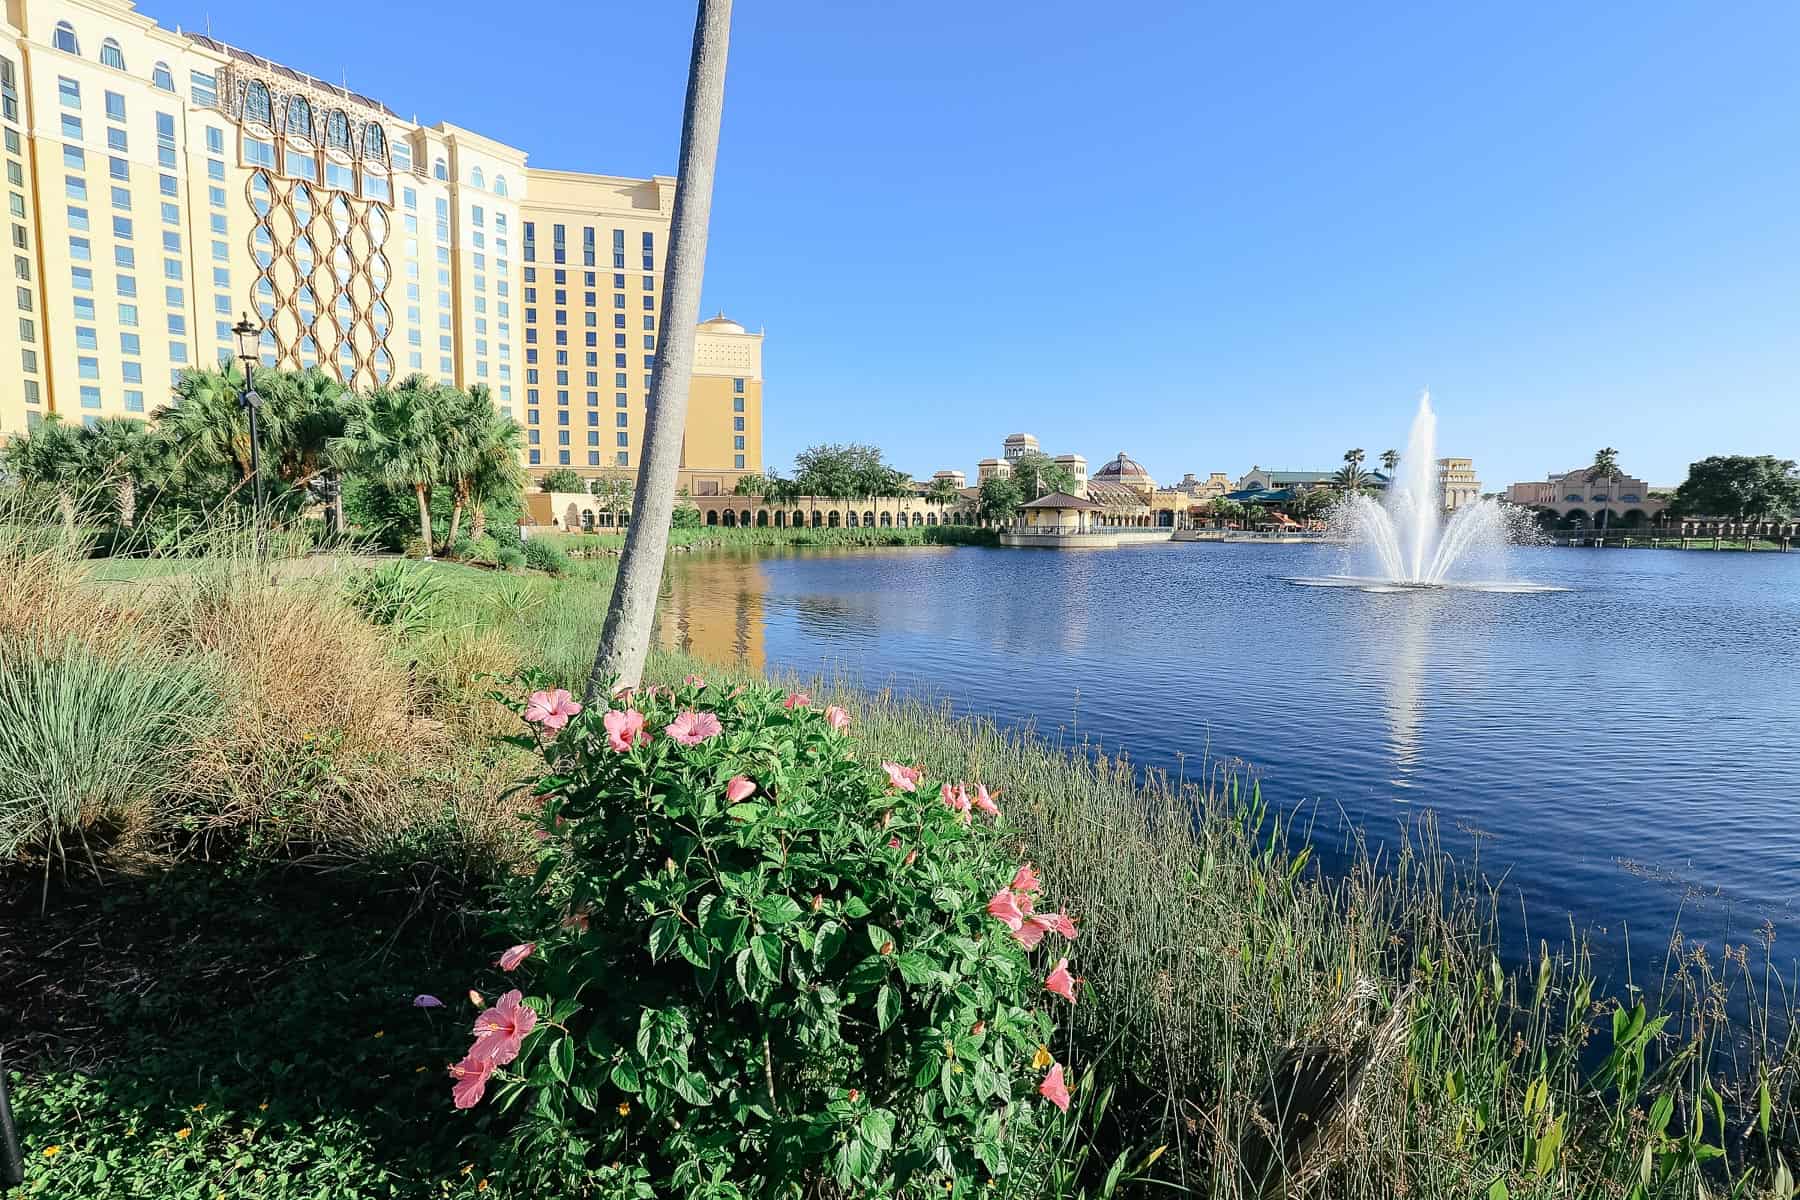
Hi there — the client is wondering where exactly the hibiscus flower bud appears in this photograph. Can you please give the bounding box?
[880,940,895,956]
[468,990,486,1009]
[811,894,823,912]
[971,1020,986,1035]
[903,849,918,867]
[847,1089,860,1103]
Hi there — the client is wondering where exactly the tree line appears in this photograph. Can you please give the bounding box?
[1,364,527,553]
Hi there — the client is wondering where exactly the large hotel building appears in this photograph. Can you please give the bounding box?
[0,0,762,490]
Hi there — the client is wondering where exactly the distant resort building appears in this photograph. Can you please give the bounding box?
[1438,458,1484,511]
[1506,467,1669,528]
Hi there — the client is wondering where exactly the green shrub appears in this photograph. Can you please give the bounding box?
[521,538,569,577]
[455,534,501,566]
[456,680,1083,1196]
[496,545,526,572]
[344,561,445,640]
[0,637,217,861]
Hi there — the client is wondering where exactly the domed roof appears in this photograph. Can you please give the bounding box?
[698,312,746,334]
[1094,451,1155,486]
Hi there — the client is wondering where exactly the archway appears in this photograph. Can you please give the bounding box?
[1157,509,1174,528]
[1618,509,1647,529]
[864,511,877,528]
[879,512,892,528]
[564,503,580,528]
[773,511,785,528]
[756,510,768,527]
[581,509,595,532]
[1560,508,1590,529]
[741,510,751,528]
[847,511,859,528]
[827,510,840,528]
[722,510,737,527]
[927,513,938,526]
[706,510,719,526]
[811,511,823,528]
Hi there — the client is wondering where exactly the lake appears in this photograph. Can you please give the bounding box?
[652,541,1800,983]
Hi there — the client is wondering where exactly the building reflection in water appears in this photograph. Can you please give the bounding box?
[654,554,767,671]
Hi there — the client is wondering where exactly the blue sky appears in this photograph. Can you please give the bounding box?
[145,1,1798,489]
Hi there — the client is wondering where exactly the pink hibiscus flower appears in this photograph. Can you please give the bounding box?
[1039,1063,1071,1112]
[725,775,756,803]
[524,688,583,731]
[1045,958,1077,1005]
[941,783,972,821]
[986,887,1026,931]
[783,692,812,709]
[684,674,706,689]
[824,705,850,731]
[665,710,723,746]
[449,1051,495,1109]
[1011,920,1048,951]
[881,762,921,793]
[602,708,650,753]
[497,942,534,972]
[471,989,538,1066]
[1010,864,1042,895]
[1028,910,1079,942]
[973,784,1000,818]
[887,836,902,850]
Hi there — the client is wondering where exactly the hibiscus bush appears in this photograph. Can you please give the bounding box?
[452,676,1087,1197]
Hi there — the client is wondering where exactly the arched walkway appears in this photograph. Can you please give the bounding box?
[879,512,892,527]
[756,510,769,527]
[827,511,840,528]
[706,510,719,526]
[722,510,737,527]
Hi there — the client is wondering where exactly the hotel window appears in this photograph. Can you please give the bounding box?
[392,139,411,172]
[244,81,272,126]
[208,185,225,208]
[616,452,628,467]
[152,62,174,92]
[68,205,89,231]
[611,228,624,268]
[80,386,102,409]
[733,396,745,413]
[78,355,99,379]
[109,157,129,181]
[734,417,745,432]
[432,157,447,181]
[61,113,83,139]
[99,38,126,70]
[69,236,90,261]
[245,138,275,169]
[125,388,144,411]
[54,23,81,55]
[615,412,628,428]
[63,145,84,169]
[75,325,96,349]
[190,71,216,108]
[105,90,125,122]
[107,128,128,153]
[471,165,485,189]
[362,122,386,164]
[734,454,745,470]
[121,361,141,383]
[552,223,565,264]
[583,226,595,266]
[118,302,137,326]
[324,161,352,190]
[616,393,627,407]
[325,109,350,153]
[616,433,629,448]
[0,58,16,122]
[71,266,92,290]
[641,231,654,269]
[58,77,81,109]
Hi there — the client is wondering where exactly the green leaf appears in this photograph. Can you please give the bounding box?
[895,951,935,986]
[866,923,892,954]
[814,920,847,966]
[673,1070,712,1106]
[610,1060,641,1094]
[752,933,782,981]
[757,895,804,926]
[648,915,679,962]
[844,895,871,919]
[1486,1180,1509,1200]
[726,802,765,822]
[876,984,899,1032]
[548,1035,575,1084]
[860,1108,895,1152]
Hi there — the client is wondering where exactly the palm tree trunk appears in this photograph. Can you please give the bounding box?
[471,503,488,541]
[586,0,732,700]
[415,483,433,554]
[57,490,77,535]
[116,478,136,529]
[445,492,465,550]
[333,475,345,536]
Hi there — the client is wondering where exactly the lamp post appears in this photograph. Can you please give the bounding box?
[231,314,265,555]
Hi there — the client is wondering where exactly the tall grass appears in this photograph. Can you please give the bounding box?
[0,637,216,871]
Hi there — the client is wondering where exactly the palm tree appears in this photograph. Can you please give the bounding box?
[1587,447,1621,531]
[3,413,88,531]
[587,0,733,699]
[331,374,448,553]
[157,363,255,486]
[1379,449,1399,473]
[77,416,153,528]
[441,384,525,551]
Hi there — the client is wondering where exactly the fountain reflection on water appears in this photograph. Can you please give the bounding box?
[1293,390,1561,594]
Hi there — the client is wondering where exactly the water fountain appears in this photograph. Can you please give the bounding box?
[1293,391,1557,593]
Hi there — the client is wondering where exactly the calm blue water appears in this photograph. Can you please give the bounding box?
[655,542,1800,982]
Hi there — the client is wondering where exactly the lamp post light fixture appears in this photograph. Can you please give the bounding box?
[231,314,266,552]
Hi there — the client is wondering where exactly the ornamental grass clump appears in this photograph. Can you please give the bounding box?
[462,677,1087,1197]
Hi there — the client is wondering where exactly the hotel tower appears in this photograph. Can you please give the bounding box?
[0,0,762,490]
